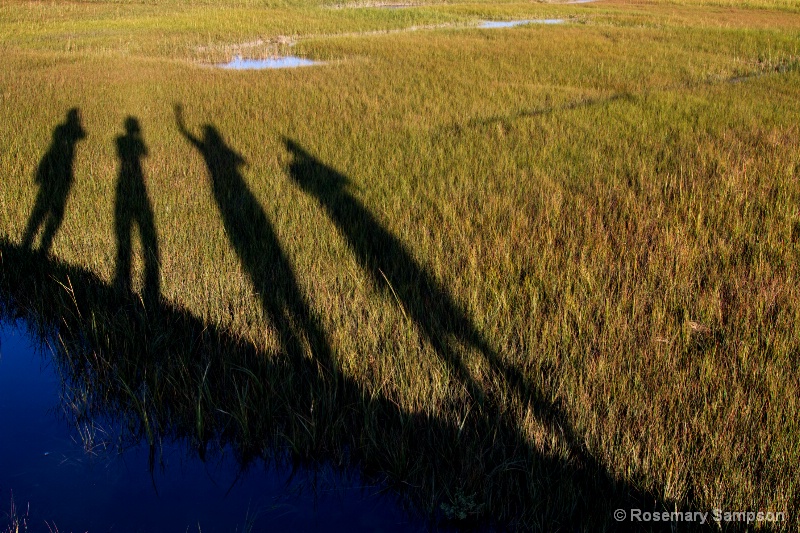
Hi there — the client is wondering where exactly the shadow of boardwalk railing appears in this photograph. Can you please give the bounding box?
[0,232,675,530]
[0,159,677,532]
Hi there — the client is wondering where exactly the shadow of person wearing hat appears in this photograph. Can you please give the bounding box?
[22,108,86,254]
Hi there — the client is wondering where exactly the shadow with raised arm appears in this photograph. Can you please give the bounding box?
[175,105,332,372]
[281,137,692,527]
[283,138,573,435]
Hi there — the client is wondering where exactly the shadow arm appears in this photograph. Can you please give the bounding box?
[174,104,201,148]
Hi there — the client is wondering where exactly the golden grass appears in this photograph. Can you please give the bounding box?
[1,0,799,528]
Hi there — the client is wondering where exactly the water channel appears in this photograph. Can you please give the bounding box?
[0,318,426,532]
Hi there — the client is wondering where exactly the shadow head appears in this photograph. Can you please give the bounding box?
[65,107,87,138]
[124,116,141,136]
[203,125,223,147]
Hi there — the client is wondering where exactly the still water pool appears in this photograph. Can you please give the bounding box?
[217,55,320,70]
[479,19,564,28]
[0,319,424,532]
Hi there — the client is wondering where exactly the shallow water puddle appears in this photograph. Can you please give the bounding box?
[0,318,420,532]
[217,55,320,70]
[479,19,564,28]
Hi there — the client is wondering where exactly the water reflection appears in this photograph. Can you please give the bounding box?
[1,99,668,526]
[479,19,564,28]
[0,318,423,532]
[217,55,320,70]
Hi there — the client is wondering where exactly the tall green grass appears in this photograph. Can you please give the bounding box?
[1,0,799,529]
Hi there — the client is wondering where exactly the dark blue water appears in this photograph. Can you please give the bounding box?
[0,319,425,532]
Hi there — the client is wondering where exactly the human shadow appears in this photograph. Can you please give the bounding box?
[175,106,333,372]
[0,236,681,531]
[22,108,86,254]
[282,139,575,445]
[114,116,160,306]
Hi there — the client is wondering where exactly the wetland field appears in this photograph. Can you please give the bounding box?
[1,0,799,530]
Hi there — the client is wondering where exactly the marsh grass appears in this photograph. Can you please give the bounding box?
[1,495,28,533]
[1,241,656,530]
[1,0,799,529]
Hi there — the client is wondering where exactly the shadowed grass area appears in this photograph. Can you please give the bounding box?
[0,239,666,530]
[1,0,799,529]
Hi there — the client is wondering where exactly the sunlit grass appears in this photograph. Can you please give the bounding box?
[1,0,799,529]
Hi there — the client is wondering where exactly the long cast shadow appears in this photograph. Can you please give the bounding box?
[22,108,86,254]
[0,237,677,530]
[283,139,575,445]
[0,110,682,528]
[175,106,333,373]
[114,116,160,306]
